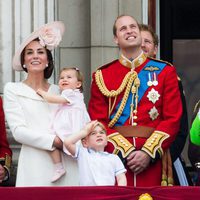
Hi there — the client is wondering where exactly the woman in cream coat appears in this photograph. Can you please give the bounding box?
[3,21,79,186]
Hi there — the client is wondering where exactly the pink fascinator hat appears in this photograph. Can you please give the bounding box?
[12,21,65,71]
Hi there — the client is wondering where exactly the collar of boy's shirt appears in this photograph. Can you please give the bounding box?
[87,148,109,156]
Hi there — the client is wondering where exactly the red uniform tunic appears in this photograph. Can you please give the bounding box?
[88,53,182,186]
[0,97,12,181]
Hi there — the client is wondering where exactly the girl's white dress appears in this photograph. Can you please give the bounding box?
[51,89,90,153]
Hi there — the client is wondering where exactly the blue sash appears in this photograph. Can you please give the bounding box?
[110,60,167,126]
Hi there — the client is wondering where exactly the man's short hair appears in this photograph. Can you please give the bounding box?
[113,15,140,36]
[140,24,159,46]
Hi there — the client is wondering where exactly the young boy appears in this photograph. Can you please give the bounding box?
[64,120,127,186]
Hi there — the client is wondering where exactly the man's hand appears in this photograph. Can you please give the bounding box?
[0,164,6,183]
[126,150,151,174]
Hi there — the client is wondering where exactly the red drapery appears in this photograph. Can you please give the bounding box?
[0,186,200,200]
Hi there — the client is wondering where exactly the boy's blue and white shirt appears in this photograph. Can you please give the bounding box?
[74,143,126,186]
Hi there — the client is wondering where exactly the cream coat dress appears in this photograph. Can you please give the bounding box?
[3,82,79,186]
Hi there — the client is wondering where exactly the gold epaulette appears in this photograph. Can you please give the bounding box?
[148,56,173,66]
[141,131,169,158]
[108,132,135,158]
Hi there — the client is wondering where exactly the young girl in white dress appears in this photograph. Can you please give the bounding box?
[37,67,90,182]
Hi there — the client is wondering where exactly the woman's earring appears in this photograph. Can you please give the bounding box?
[23,64,26,68]
[46,64,48,68]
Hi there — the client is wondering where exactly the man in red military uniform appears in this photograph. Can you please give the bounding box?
[0,97,12,184]
[88,15,182,187]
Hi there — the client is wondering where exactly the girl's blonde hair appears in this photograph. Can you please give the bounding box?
[59,67,84,92]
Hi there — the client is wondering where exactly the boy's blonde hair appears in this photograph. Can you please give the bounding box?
[59,67,84,92]
[94,122,107,133]
[81,121,107,144]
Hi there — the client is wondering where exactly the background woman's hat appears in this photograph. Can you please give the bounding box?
[12,21,65,71]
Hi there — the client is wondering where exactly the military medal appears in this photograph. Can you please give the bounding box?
[149,106,159,120]
[147,81,153,86]
[152,72,158,86]
[145,68,159,87]
[147,72,153,86]
[147,88,160,104]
